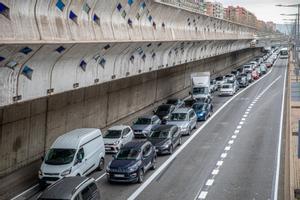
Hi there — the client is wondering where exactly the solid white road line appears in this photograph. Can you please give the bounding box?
[11,184,39,200]
[273,60,287,200]
[126,64,274,200]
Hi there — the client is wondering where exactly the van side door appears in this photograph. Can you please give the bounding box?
[142,143,153,172]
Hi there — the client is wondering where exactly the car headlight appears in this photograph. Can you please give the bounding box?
[181,126,188,131]
[106,161,112,172]
[142,130,150,134]
[128,161,141,172]
[61,168,72,177]
[163,116,169,120]
[38,169,42,176]
[113,140,120,145]
[198,112,204,117]
[162,140,172,148]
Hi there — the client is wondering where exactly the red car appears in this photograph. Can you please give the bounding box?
[251,70,259,80]
[264,61,272,68]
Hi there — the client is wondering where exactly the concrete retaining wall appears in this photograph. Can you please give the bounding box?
[0,48,261,177]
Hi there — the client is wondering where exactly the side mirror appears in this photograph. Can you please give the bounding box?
[189,91,191,95]
[41,156,44,162]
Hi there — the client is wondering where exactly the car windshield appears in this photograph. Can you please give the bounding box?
[193,87,208,95]
[222,84,232,89]
[170,113,188,121]
[116,148,139,160]
[45,148,76,165]
[134,118,151,125]
[104,130,122,139]
[150,130,170,139]
[166,99,177,105]
[157,105,170,112]
[192,104,205,111]
[216,77,223,81]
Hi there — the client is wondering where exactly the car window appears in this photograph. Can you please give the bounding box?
[190,111,196,118]
[123,128,130,136]
[143,144,152,157]
[77,148,85,161]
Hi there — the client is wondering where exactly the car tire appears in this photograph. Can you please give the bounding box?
[178,137,182,146]
[150,157,156,170]
[188,127,191,135]
[137,169,144,183]
[169,145,174,155]
[98,158,105,171]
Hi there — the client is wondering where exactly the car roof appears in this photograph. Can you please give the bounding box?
[123,141,148,149]
[138,115,155,119]
[108,125,129,131]
[39,177,93,199]
[52,128,100,149]
[172,107,191,113]
[152,124,175,131]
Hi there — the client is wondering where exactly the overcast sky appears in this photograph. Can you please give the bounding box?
[220,0,298,24]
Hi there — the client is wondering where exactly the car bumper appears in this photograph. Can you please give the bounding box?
[107,171,139,183]
[197,115,206,121]
[133,132,147,138]
[219,92,234,96]
[105,145,119,153]
[155,146,170,154]
[39,176,60,185]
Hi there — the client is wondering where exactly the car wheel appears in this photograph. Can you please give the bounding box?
[150,157,156,170]
[170,145,174,154]
[138,169,144,183]
[188,127,191,135]
[178,137,182,146]
[98,158,105,171]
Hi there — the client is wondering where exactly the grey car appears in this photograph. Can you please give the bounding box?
[132,115,161,138]
[166,108,197,135]
[38,177,100,200]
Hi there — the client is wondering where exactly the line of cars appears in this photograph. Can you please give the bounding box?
[36,50,279,199]
[212,50,278,97]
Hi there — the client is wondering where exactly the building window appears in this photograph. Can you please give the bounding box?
[0,2,10,19]
[56,0,65,11]
[99,58,106,68]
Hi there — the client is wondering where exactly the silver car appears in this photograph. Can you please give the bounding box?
[131,115,161,138]
[166,108,197,135]
[103,125,134,153]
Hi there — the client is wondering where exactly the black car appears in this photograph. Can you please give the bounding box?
[148,125,181,155]
[154,104,176,123]
[237,76,248,88]
[166,98,185,109]
[106,141,156,183]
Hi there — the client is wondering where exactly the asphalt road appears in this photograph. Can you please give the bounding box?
[14,57,287,200]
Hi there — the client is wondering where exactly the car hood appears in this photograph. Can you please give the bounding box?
[104,138,120,145]
[166,121,189,128]
[156,111,169,118]
[109,159,138,169]
[148,138,169,147]
[132,124,152,131]
[195,110,206,115]
[41,162,73,175]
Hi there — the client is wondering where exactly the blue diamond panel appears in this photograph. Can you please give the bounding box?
[69,10,77,21]
[56,46,65,53]
[0,2,9,14]
[22,66,34,80]
[20,47,33,55]
[128,0,133,6]
[56,0,65,11]
[117,3,122,11]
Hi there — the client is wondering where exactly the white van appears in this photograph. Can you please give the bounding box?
[39,128,105,186]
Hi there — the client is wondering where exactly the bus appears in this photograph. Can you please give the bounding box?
[279,47,288,59]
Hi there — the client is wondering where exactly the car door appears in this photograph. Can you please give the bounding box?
[171,126,180,145]
[79,182,100,200]
[122,127,132,145]
[189,110,197,128]
[74,147,88,176]
[142,143,153,172]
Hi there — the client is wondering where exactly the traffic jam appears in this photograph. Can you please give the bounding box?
[34,47,283,199]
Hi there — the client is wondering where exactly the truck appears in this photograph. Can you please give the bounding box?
[190,72,211,100]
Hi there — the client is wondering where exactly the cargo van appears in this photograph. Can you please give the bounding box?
[39,128,105,187]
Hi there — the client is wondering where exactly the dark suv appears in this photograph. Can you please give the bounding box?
[154,104,176,123]
[106,141,156,183]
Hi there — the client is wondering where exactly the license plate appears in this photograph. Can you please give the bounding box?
[114,174,125,177]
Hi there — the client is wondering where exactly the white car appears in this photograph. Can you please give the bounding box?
[210,79,218,92]
[243,64,253,73]
[215,76,225,88]
[219,83,236,96]
[103,125,134,153]
[39,129,105,187]
[225,74,236,82]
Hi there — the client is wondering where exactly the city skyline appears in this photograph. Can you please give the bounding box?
[220,0,298,24]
